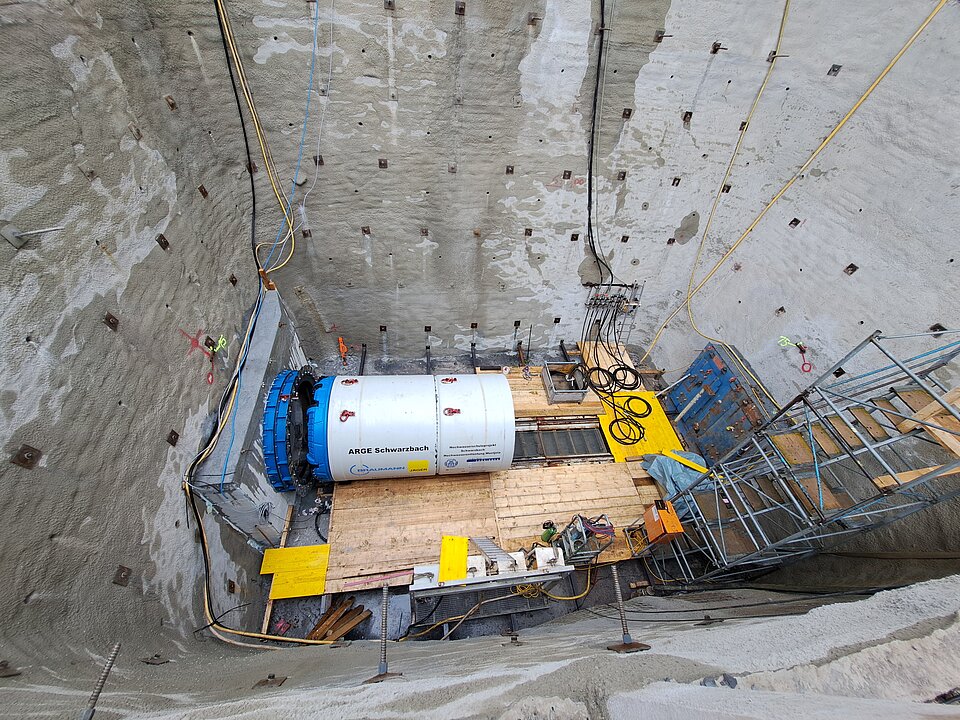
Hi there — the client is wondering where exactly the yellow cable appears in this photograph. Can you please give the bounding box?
[682,0,789,407]
[184,481,338,645]
[641,0,948,373]
[512,564,596,601]
[642,557,679,584]
[215,0,298,272]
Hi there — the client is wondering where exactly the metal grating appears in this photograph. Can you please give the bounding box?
[513,427,610,462]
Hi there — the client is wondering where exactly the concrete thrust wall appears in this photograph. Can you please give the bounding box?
[235,0,957,401]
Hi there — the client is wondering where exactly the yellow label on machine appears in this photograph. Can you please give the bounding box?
[437,535,469,583]
[599,391,684,463]
[407,460,430,472]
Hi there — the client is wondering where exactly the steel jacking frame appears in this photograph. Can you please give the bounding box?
[632,330,960,584]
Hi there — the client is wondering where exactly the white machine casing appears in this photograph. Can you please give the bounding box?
[324,374,515,481]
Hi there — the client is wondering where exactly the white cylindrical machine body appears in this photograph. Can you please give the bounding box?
[322,374,515,481]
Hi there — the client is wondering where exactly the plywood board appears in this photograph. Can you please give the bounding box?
[769,433,814,465]
[598,391,684,462]
[490,464,654,562]
[325,474,498,593]
[483,366,605,418]
[849,406,889,441]
[810,424,842,456]
[826,416,864,448]
[261,544,330,574]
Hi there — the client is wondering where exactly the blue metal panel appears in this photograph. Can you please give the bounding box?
[667,344,777,465]
[263,369,299,492]
[307,376,334,482]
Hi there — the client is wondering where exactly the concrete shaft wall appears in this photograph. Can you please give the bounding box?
[0,0,265,656]
[242,0,956,400]
[0,0,957,661]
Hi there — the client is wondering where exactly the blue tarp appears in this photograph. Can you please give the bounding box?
[642,451,711,519]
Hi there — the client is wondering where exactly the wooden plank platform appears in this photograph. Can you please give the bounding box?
[478,366,605,418]
[578,341,638,373]
[324,463,661,592]
[490,464,654,562]
[324,475,499,593]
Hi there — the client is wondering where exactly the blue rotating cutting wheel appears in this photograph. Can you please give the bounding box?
[262,367,317,492]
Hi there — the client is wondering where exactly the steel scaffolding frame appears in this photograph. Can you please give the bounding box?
[629,330,960,584]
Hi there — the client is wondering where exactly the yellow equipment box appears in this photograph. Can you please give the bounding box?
[643,500,684,544]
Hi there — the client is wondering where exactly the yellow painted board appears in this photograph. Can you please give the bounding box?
[663,449,708,473]
[268,563,329,600]
[438,535,469,583]
[599,391,684,463]
[261,544,330,574]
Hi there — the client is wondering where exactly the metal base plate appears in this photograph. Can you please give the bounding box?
[363,672,402,684]
[1,225,27,249]
[607,641,651,654]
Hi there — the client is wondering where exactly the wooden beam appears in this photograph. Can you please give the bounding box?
[307,597,355,640]
[261,504,295,634]
[323,606,367,639]
[872,464,960,490]
[326,608,372,641]
[896,387,960,433]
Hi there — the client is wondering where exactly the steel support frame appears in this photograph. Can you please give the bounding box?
[632,331,960,584]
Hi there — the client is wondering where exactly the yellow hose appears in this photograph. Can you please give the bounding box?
[214,0,298,273]
[641,0,948,373]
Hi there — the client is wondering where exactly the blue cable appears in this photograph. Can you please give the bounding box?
[263,1,321,270]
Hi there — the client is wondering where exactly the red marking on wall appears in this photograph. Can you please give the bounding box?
[180,328,212,360]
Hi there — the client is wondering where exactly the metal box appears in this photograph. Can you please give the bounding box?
[541,363,589,404]
[643,500,684,544]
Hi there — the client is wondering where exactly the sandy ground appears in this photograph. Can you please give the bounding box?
[3,577,960,719]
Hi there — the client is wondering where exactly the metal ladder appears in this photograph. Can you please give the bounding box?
[470,536,520,574]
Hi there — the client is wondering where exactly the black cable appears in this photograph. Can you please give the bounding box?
[193,602,251,635]
[584,0,613,282]
[214,0,259,269]
[611,586,893,617]
[314,508,327,542]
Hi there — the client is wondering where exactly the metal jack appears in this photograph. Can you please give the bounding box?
[363,586,401,684]
[607,565,650,654]
[79,641,120,720]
